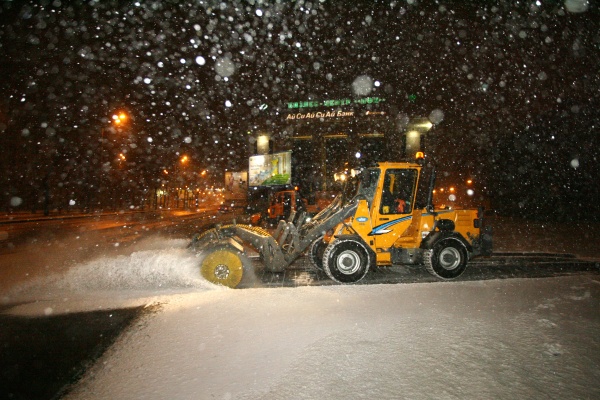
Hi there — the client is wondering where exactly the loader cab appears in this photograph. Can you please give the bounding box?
[352,162,423,250]
[355,163,420,211]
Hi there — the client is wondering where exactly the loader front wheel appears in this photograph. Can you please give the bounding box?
[424,238,468,280]
[309,235,327,271]
[322,239,371,283]
[200,248,244,288]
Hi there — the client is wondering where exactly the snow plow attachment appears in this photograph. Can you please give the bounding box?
[189,223,286,288]
[199,244,247,288]
[189,198,358,288]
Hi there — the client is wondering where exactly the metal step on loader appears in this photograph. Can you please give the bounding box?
[189,158,493,288]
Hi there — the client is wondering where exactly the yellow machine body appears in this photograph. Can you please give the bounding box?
[328,162,484,266]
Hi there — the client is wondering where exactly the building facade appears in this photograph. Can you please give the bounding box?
[249,96,433,197]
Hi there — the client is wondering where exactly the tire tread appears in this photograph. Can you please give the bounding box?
[322,238,371,283]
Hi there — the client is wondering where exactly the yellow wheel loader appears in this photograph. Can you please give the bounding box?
[189,160,492,287]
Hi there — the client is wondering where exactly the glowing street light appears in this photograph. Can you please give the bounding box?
[97,111,130,208]
[334,172,347,182]
[112,112,128,125]
[404,117,434,159]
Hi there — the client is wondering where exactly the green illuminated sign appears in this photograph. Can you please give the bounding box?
[287,97,386,109]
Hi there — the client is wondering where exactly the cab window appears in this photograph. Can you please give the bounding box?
[379,169,417,215]
[355,168,380,206]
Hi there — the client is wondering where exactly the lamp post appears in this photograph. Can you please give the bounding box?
[99,110,130,210]
[162,155,192,209]
[179,155,191,209]
[404,117,433,159]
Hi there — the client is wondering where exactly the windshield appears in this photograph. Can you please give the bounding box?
[355,168,381,205]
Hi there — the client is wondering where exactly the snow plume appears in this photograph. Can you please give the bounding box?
[6,238,220,298]
[56,245,215,292]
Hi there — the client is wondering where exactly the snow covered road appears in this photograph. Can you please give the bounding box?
[2,215,599,399]
[62,274,600,400]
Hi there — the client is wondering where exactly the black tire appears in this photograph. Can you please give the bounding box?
[322,239,371,283]
[308,235,327,271]
[424,238,468,280]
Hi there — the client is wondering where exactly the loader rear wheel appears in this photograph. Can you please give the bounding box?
[200,248,244,288]
[322,239,371,283]
[309,235,327,271]
[424,238,468,280]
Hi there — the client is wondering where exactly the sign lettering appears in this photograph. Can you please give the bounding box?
[285,110,355,120]
[287,97,385,109]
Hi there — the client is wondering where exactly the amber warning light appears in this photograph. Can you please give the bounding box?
[415,152,425,165]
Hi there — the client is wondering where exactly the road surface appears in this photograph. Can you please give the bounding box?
[0,211,598,399]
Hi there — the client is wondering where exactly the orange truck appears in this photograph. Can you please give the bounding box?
[267,190,305,222]
[266,190,337,223]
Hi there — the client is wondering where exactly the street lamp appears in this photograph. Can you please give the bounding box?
[112,112,128,126]
[404,117,434,159]
[102,110,129,140]
[175,155,192,208]
[99,110,131,209]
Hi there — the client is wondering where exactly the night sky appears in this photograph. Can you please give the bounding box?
[0,0,598,219]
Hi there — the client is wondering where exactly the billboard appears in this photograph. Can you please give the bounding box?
[249,151,292,187]
[224,171,248,199]
[284,96,387,123]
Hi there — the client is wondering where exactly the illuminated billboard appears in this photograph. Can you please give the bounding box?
[224,171,248,199]
[283,96,388,123]
[249,151,292,187]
